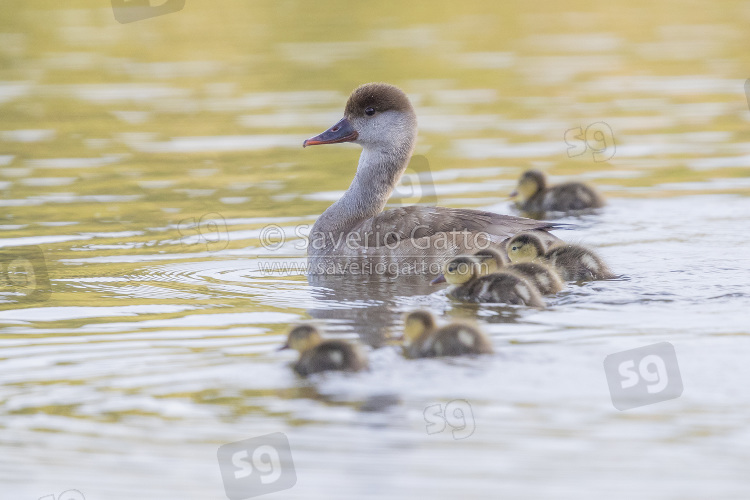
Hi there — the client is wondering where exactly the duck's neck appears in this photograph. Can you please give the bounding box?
[312,141,414,242]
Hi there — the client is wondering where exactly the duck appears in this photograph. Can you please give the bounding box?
[473,247,564,295]
[279,324,368,376]
[434,254,545,307]
[510,169,605,213]
[506,232,616,281]
[303,83,561,278]
[402,310,493,358]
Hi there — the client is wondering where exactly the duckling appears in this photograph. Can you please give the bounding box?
[473,247,564,295]
[506,232,615,282]
[510,169,605,213]
[436,255,545,307]
[280,324,368,376]
[403,310,493,358]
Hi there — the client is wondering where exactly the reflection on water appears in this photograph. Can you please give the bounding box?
[2,1,750,499]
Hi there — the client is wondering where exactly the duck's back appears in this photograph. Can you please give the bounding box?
[432,324,494,356]
[309,205,560,278]
[507,261,564,294]
[545,244,615,281]
[294,340,368,376]
[542,182,605,211]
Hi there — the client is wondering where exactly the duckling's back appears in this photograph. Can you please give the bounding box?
[467,272,545,307]
[294,340,368,376]
[507,261,564,295]
[545,244,615,281]
[432,324,493,356]
[542,182,605,212]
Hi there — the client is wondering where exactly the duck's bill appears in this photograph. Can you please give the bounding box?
[303,117,358,147]
[509,190,518,197]
[277,343,290,351]
[430,274,447,285]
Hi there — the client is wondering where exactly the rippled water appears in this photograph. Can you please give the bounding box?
[2,2,750,499]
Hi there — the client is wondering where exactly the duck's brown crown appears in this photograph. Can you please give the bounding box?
[344,82,414,118]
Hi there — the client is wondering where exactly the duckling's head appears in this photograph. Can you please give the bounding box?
[473,247,507,275]
[510,169,546,202]
[403,310,436,344]
[303,83,417,151]
[442,255,480,285]
[282,324,323,353]
[507,233,546,262]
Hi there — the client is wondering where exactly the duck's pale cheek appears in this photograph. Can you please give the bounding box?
[517,181,538,201]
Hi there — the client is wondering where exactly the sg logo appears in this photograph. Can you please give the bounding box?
[217,432,297,500]
[423,399,475,440]
[111,0,186,24]
[39,490,84,500]
[0,246,51,303]
[603,342,684,411]
[564,122,616,162]
[177,212,230,252]
[390,155,437,207]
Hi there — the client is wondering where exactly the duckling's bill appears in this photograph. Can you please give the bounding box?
[431,274,447,285]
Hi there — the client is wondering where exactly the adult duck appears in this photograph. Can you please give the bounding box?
[303,83,559,278]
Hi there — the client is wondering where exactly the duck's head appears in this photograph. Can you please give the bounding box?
[507,232,546,262]
[403,310,436,344]
[280,324,323,353]
[510,169,546,202]
[473,247,507,275]
[441,255,481,285]
[303,83,417,151]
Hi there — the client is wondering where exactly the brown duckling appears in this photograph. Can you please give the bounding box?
[473,247,565,295]
[510,169,605,213]
[434,255,545,307]
[403,310,493,358]
[280,324,368,377]
[506,232,615,282]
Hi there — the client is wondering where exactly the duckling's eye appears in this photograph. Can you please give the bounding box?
[365,107,376,116]
[447,264,457,272]
[512,246,518,251]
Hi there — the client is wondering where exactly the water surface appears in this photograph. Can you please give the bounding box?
[1,2,750,499]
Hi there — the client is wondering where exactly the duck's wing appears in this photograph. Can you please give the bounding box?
[350,206,559,247]
[308,207,563,278]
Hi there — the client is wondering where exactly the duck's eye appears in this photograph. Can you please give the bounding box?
[448,264,457,272]
[365,107,376,116]
[512,246,518,251]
